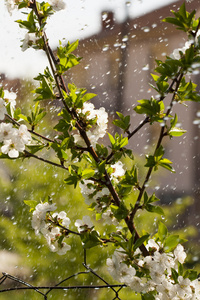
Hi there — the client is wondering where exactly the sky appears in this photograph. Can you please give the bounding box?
[1,0,178,79]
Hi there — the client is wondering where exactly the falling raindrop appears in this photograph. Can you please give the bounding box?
[84,64,90,70]
[122,35,128,42]
[121,43,126,49]
[114,42,121,47]
[142,27,150,33]
[102,44,109,52]
[193,119,200,125]
[125,1,131,6]
[102,12,108,21]
[142,64,149,71]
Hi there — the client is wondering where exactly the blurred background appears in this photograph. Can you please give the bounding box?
[0,0,200,299]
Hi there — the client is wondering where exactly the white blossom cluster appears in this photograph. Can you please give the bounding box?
[110,161,126,183]
[171,29,200,61]
[5,0,66,15]
[32,202,93,255]
[48,0,66,11]
[75,215,93,233]
[79,161,125,225]
[21,33,39,52]
[32,203,71,255]
[0,91,32,158]
[73,102,108,148]
[171,40,194,60]
[107,240,200,299]
[79,179,110,205]
[79,179,120,226]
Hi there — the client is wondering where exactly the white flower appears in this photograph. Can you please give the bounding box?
[174,244,187,264]
[5,0,17,15]
[4,90,16,109]
[129,276,148,293]
[156,278,177,299]
[171,40,193,60]
[79,179,95,205]
[0,123,15,142]
[146,239,160,251]
[22,33,38,52]
[42,226,71,255]
[101,209,118,226]
[175,276,192,298]
[18,124,32,144]
[49,0,66,11]
[1,136,25,158]
[52,211,71,228]
[0,99,6,120]
[110,161,125,182]
[75,216,93,233]
[31,202,57,235]
[74,102,108,147]
[107,249,127,281]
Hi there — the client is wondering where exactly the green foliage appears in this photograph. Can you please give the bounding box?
[19,101,46,129]
[163,3,196,33]
[33,67,56,101]
[56,40,82,75]
[2,1,200,299]
[145,145,175,173]
[113,112,130,132]
[134,98,165,123]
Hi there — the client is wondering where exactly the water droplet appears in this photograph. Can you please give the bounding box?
[102,44,109,52]
[193,119,200,125]
[121,43,126,49]
[102,12,108,21]
[125,1,131,7]
[84,64,90,70]
[142,64,149,71]
[142,27,150,33]
[122,35,128,42]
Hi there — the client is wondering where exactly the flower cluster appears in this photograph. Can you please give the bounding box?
[21,33,40,52]
[107,240,200,299]
[110,161,125,183]
[6,0,66,15]
[0,123,32,158]
[48,0,66,11]
[32,202,71,255]
[73,102,108,147]
[0,90,16,120]
[171,29,200,62]
[32,202,94,255]
[75,215,93,233]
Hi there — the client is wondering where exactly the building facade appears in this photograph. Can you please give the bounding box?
[67,0,200,211]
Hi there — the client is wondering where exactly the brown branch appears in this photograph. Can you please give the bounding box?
[23,150,68,170]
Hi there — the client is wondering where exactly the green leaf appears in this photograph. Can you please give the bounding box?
[82,93,96,102]
[133,234,150,252]
[27,144,46,154]
[81,230,101,249]
[145,204,164,215]
[171,268,179,284]
[81,168,95,180]
[110,202,129,221]
[184,269,198,281]
[158,221,168,243]
[24,200,38,212]
[141,293,155,300]
[169,127,187,137]
[164,235,185,252]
